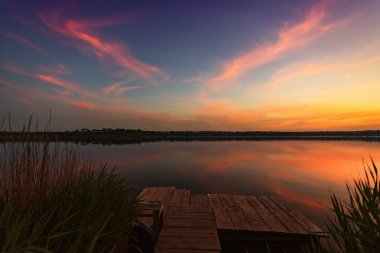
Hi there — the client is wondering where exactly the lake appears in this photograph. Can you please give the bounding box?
[82,140,380,228]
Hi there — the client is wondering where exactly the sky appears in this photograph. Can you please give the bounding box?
[1,0,380,131]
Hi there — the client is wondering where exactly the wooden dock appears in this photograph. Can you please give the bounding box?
[138,187,324,253]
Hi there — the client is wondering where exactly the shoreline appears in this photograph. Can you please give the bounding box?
[2,130,380,143]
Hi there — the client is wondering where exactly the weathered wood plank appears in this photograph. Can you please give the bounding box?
[201,194,211,207]
[155,187,175,202]
[162,190,175,218]
[169,189,184,206]
[208,194,222,207]
[226,206,251,231]
[259,196,305,234]
[213,207,234,230]
[156,249,220,253]
[191,194,207,207]
[159,227,218,238]
[166,211,214,220]
[138,187,175,231]
[269,197,323,233]
[139,187,175,202]
[233,195,271,231]
[156,203,221,253]
[246,196,288,233]
[165,218,216,228]
[138,187,157,202]
[155,236,221,251]
[182,190,191,206]
[219,194,236,207]
[190,194,199,207]
[169,206,214,213]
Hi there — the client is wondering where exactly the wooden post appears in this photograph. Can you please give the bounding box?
[152,207,160,241]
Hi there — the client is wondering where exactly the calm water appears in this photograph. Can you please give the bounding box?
[85,141,380,227]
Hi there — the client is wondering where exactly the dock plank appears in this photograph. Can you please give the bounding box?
[139,187,325,253]
[156,204,221,253]
[156,249,220,253]
[233,195,271,231]
[167,212,215,220]
[165,218,216,228]
[182,190,191,206]
[208,194,222,207]
[246,196,288,233]
[259,196,305,234]
[201,195,211,207]
[159,227,218,238]
[190,194,201,207]
[156,236,221,251]
[168,206,213,213]
[269,197,323,233]
[168,189,184,206]
[227,206,251,231]
[139,187,158,202]
[137,187,174,229]
[219,194,236,207]
[213,207,234,230]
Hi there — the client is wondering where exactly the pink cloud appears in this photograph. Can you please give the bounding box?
[38,64,71,76]
[38,11,168,83]
[114,85,141,95]
[0,32,45,53]
[0,79,100,111]
[34,74,85,94]
[102,80,142,95]
[210,0,337,85]
[0,63,130,109]
[102,81,128,94]
[0,63,33,77]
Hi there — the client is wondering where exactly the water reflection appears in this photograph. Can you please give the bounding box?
[85,140,380,227]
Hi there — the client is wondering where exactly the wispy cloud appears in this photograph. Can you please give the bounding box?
[0,63,32,76]
[209,0,337,86]
[0,32,45,53]
[38,64,71,76]
[34,74,86,94]
[264,56,380,89]
[38,11,168,83]
[0,79,99,110]
[102,81,141,95]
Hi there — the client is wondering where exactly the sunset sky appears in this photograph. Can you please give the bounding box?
[1,0,380,130]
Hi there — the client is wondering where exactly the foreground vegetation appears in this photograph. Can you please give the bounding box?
[0,128,138,252]
[305,159,380,253]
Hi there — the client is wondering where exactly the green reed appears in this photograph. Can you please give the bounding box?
[0,122,138,252]
[304,159,380,253]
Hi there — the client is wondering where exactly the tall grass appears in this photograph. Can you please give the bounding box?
[304,159,380,253]
[0,123,138,252]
